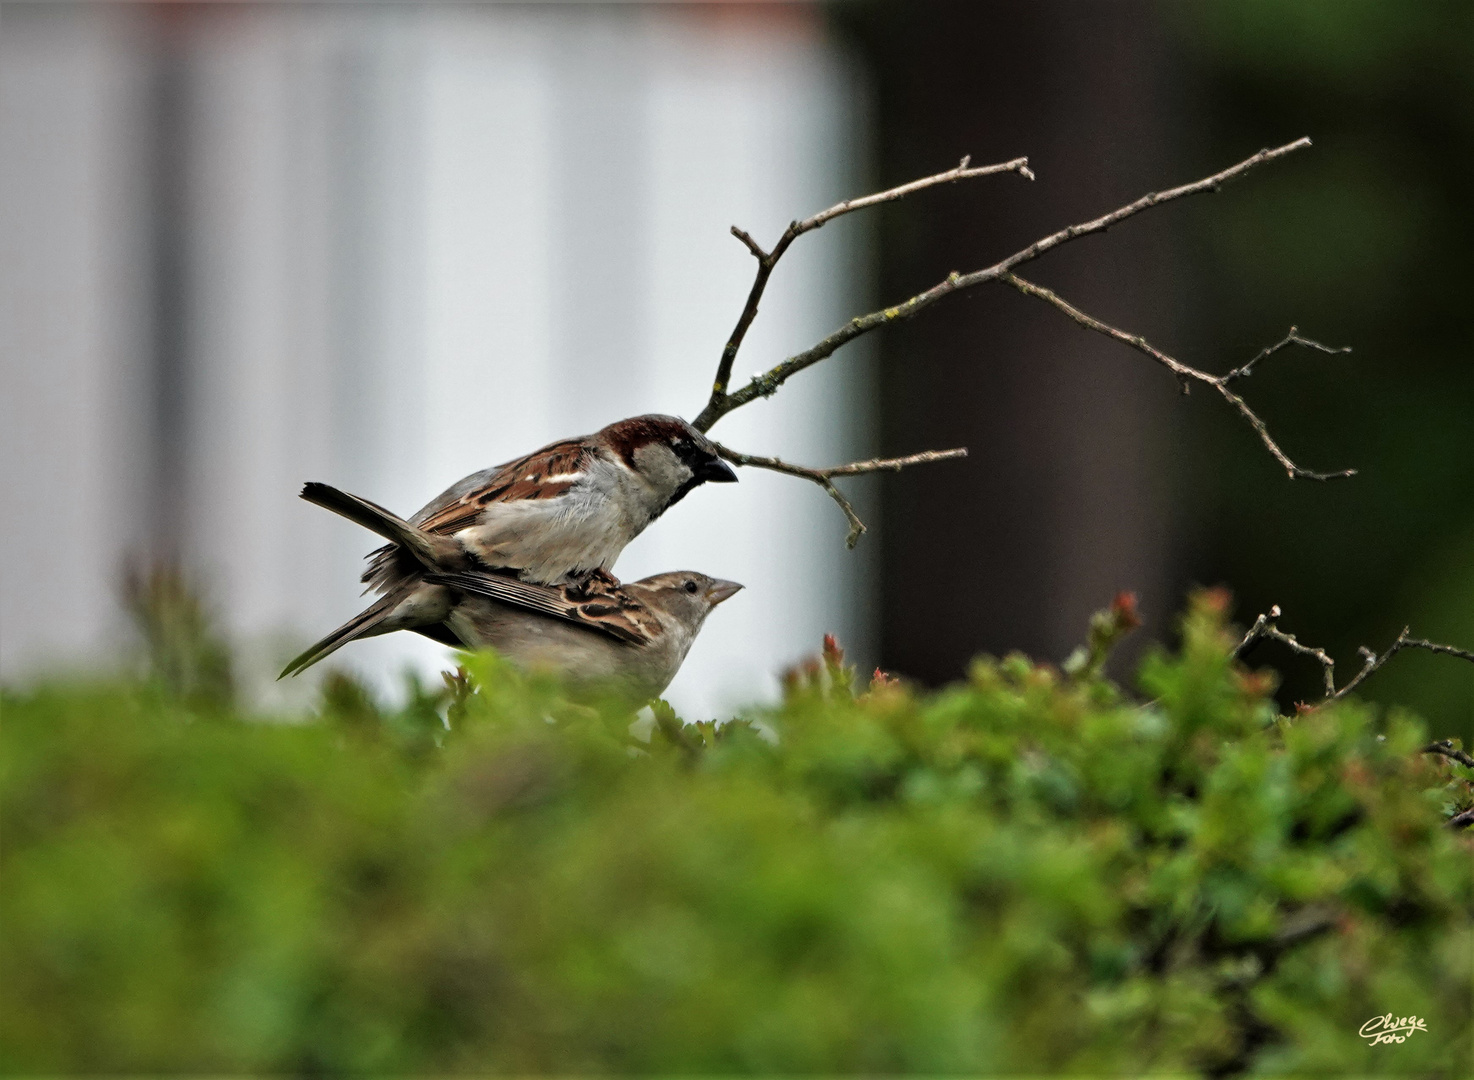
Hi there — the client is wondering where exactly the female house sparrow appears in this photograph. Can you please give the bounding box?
[427,568,742,702]
[281,415,737,676]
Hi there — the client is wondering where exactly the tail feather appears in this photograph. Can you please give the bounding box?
[278,589,403,679]
[299,482,460,572]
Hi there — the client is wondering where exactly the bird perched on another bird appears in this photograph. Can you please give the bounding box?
[426,568,742,702]
[280,414,738,676]
[365,413,737,589]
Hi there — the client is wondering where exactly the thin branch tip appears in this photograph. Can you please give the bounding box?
[713,442,967,548]
[1241,607,1474,709]
[1425,741,1474,770]
[730,225,766,261]
[1001,274,1354,482]
[698,152,1037,432]
[705,139,1326,435]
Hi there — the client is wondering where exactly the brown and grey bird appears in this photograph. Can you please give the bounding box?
[427,568,742,702]
[280,414,737,676]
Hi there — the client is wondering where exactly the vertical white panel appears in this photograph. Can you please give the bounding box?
[543,8,651,425]
[0,6,152,678]
[178,9,341,707]
[418,9,556,494]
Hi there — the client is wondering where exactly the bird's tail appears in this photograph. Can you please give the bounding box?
[278,587,406,679]
[299,482,461,571]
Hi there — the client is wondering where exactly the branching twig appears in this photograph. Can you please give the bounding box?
[1236,608,1474,829]
[1222,326,1351,384]
[1235,607,1474,705]
[1001,275,1355,480]
[702,154,1034,422]
[1424,740,1474,769]
[712,443,968,548]
[695,137,1356,543]
[1233,605,1337,697]
[1329,630,1474,703]
[694,137,1313,434]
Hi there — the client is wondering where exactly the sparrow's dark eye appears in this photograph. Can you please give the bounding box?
[683,580,698,594]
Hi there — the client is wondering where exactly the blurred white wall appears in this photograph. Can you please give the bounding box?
[0,2,874,718]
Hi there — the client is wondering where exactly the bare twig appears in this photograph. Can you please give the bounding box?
[712,442,968,548]
[1233,606,1279,658]
[1222,325,1351,384]
[1233,604,1337,697]
[1000,275,1355,480]
[1329,630,1474,702]
[1424,740,1474,769]
[694,137,1313,434]
[1237,609,1474,829]
[701,154,1034,425]
[1235,607,1474,705]
[696,138,1354,546]
[1398,636,1474,666]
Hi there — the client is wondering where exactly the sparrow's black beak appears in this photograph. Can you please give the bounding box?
[700,457,739,483]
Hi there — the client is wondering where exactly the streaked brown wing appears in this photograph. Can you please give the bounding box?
[414,439,594,537]
[424,570,652,646]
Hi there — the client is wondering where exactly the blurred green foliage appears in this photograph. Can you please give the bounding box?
[3,592,1470,1074]
[1173,0,1474,742]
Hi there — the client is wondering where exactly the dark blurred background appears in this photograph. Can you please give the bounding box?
[840,0,1473,742]
[3,0,1470,741]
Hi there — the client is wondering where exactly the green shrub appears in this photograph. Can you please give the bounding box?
[2,593,1470,1074]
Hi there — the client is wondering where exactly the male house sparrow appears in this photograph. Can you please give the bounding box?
[427,568,742,702]
[280,414,737,676]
